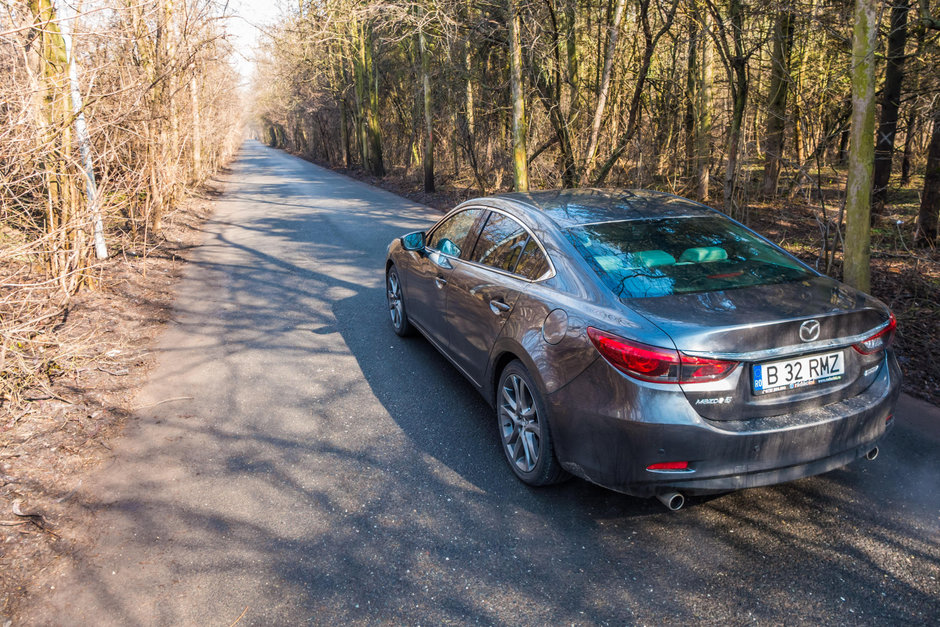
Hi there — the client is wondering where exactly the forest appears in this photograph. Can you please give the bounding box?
[252,0,940,400]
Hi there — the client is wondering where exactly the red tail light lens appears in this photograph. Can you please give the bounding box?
[853,313,896,355]
[647,461,690,471]
[587,327,738,384]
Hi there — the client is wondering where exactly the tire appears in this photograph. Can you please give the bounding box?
[386,265,414,337]
[497,360,568,486]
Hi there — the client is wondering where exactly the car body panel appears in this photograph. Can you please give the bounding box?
[445,261,526,385]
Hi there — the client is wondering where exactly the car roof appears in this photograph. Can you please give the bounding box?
[469,189,718,229]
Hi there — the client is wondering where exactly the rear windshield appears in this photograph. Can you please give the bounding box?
[565,216,815,299]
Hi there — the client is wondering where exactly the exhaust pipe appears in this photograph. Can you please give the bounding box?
[656,491,685,511]
[866,447,879,461]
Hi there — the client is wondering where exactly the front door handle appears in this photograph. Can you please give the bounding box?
[489,299,511,314]
[435,277,448,289]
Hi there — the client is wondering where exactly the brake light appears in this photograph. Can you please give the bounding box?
[853,313,896,355]
[587,327,738,383]
[647,461,690,471]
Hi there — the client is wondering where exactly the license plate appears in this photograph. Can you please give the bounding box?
[752,351,844,395]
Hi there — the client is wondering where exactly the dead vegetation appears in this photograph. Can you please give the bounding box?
[0,191,219,619]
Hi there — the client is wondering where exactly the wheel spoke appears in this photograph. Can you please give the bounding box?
[527,420,541,440]
[501,384,517,413]
[521,431,534,469]
[510,434,523,461]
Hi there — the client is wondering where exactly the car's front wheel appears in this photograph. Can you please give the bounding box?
[386,265,413,337]
[497,360,567,486]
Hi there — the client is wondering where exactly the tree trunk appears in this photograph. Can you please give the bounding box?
[190,68,202,181]
[872,0,910,214]
[760,8,795,198]
[418,25,434,192]
[722,0,748,215]
[582,0,626,180]
[915,107,940,245]
[531,0,578,187]
[508,0,528,192]
[900,110,916,184]
[843,0,879,292]
[686,4,713,201]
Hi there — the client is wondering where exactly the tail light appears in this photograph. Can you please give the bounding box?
[587,327,737,384]
[647,461,690,471]
[853,313,896,355]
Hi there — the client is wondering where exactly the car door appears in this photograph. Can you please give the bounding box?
[405,208,485,349]
[445,210,551,385]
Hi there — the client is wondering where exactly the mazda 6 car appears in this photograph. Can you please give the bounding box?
[384,189,900,509]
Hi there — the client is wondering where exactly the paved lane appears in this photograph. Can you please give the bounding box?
[27,141,939,625]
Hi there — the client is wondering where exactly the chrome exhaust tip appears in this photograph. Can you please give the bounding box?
[656,491,685,511]
[866,447,879,461]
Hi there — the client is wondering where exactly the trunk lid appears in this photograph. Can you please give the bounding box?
[625,277,892,420]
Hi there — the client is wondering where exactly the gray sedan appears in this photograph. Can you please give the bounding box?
[385,189,901,509]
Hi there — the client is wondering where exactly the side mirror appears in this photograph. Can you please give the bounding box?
[401,231,426,251]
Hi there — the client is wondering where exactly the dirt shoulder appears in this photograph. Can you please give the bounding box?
[0,181,223,621]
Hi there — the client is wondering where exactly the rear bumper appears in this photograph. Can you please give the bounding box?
[546,352,902,497]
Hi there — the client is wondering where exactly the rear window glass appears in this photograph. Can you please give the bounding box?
[565,216,814,299]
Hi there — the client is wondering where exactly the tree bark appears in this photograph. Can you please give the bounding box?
[915,107,940,245]
[872,0,910,213]
[688,5,713,200]
[760,7,795,198]
[843,0,879,292]
[509,0,529,192]
[190,68,202,181]
[723,0,748,215]
[418,24,434,192]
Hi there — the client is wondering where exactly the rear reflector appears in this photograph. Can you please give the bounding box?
[853,313,896,355]
[647,461,690,471]
[587,327,737,384]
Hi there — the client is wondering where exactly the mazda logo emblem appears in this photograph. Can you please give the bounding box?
[799,320,821,342]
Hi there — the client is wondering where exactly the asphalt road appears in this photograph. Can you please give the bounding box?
[26,141,939,625]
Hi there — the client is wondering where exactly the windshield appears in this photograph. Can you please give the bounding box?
[565,216,815,299]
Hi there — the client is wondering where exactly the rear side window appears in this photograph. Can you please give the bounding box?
[514,238,550,280]
[566,216,814,299]
[427,209,484,258]
[470,212,528,272]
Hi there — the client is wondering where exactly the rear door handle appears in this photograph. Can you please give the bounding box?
[489,299,511,314]
[435,277,448,289]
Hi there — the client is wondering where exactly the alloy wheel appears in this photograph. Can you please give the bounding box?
[387,270,404,330]
[499,373,542,473]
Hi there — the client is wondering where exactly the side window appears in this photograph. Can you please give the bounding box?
[426,209,483,258]
[514,238,550,280]
[470,212,529,273]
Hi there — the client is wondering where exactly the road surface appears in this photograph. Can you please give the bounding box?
[26,141,940,625]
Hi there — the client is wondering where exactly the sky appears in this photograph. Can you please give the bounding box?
[225,0,287,82]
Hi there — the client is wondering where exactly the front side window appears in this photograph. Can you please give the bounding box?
[566,216,815,299]
[427,209,483,258]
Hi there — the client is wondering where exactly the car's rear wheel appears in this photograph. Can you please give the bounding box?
[497,360,567,486]
[386,266,413,337]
